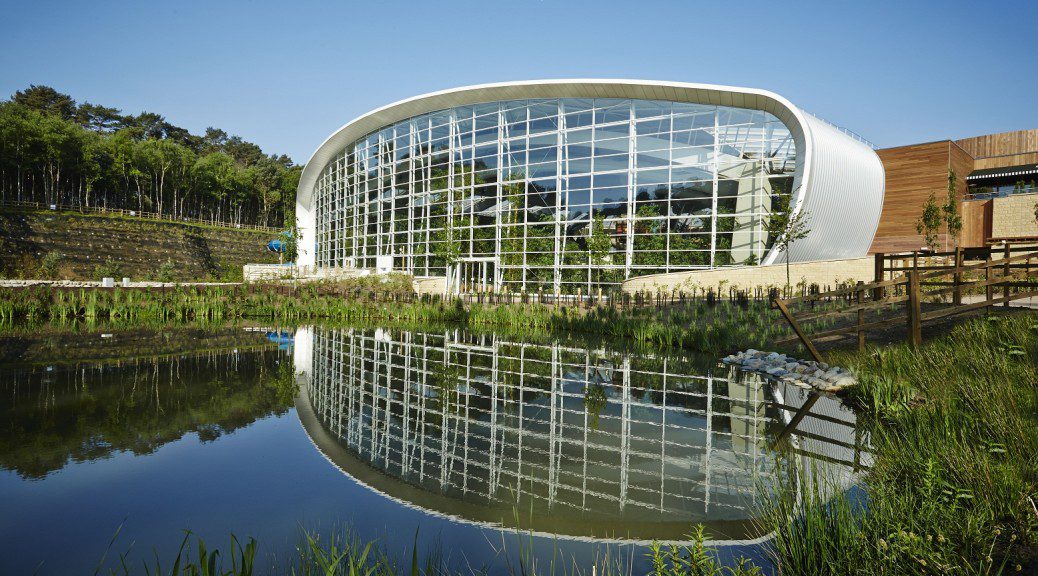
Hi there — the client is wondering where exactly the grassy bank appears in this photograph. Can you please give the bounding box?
[766,311,1038,575]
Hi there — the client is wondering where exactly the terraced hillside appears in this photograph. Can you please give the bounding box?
[0,208,281,281]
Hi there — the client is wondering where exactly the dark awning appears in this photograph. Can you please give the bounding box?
[966,163,1038,181]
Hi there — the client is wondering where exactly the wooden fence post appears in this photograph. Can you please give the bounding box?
[953,246,963,306]
[907,270,922,348]
[1003,243,1011,307]
[985,257,993,312]
[873,252,884,301]
[856,281,865,351]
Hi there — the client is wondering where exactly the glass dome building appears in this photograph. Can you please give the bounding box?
[296,80,884,294]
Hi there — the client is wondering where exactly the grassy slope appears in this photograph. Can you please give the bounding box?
[0,208,279,281]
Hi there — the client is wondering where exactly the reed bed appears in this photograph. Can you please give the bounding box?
[0,283,789,354]
[760,311,1038,575]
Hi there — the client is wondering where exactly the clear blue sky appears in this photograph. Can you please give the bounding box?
[2,0,1035,164]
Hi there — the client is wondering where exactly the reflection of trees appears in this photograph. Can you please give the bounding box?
[0,349,294,479]
[583,383,607,429]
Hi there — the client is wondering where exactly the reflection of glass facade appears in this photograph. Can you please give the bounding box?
[312,98,797,292]
[303,327,784,540]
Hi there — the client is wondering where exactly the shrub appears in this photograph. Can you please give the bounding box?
[93,257,122,280]
[155,259,177,282]
[38,252,64,279]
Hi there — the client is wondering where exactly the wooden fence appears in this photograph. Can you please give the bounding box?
[774,243,1038,362]
[0,199,281,233]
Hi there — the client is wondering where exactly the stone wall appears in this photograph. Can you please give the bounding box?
[413,276,447,295]
[242,265,372,282]
[620,257,875,294]
[992,194,1038,239]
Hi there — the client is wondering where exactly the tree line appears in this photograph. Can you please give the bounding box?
[0,85,300,227]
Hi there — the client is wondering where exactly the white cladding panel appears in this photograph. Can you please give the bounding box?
[769,113,885,264]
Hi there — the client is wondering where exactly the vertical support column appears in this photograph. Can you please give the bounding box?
[559,102,572,296]
[494,105,504,290]
[710,107,720,267]
[552,102,564,297]
[520,105,529,294]
[624,105,636,280]
[446,110,457,292]
[406,122,416,273]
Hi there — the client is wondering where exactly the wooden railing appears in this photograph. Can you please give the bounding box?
[0,199,281,233]
[774,244,1038,362]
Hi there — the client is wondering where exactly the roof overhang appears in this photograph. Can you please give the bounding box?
[967,164,1038,181]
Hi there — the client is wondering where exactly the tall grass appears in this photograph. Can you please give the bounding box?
[92,525,771,576]
[761,312,1038,575]
[0,282,789,354]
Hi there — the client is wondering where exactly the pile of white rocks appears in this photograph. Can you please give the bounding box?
[722,349,857,392]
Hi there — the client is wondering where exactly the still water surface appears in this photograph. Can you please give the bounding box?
[0,325,864,574]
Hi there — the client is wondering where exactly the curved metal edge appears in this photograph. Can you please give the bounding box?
[762,114,885,265]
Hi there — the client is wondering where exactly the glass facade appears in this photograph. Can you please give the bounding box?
[312,98,797,293]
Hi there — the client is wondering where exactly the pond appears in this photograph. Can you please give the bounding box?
[0,324,867,574]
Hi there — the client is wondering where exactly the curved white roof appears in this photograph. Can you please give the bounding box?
[295,79,883,266]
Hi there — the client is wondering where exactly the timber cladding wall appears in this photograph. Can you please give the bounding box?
[955,129,1038,159]
[956,129,1038,171]
[871,141,974,253]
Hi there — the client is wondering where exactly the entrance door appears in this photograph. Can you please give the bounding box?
[454,258,495,294]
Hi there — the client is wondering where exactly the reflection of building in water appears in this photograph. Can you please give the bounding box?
[297,327,865,541]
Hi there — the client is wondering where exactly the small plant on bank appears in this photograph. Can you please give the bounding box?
[649,525,761,576]
[155,259,177,282]
[92,257,122,280]
[764,190,812,293]
[38,251,64,279]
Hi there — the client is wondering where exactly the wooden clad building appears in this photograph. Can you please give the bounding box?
[870,128,1038,253]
